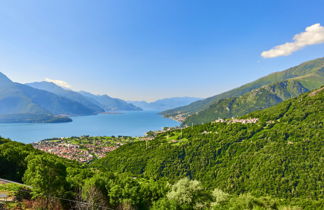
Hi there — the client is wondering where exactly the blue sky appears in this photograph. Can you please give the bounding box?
[0,0,323,101]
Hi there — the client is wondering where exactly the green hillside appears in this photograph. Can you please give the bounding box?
[0,87,323,209]
[162,57,324,118]
[183,80,309,125]
[94,87,324,201]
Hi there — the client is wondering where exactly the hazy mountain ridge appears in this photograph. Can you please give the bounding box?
[16,83,96,116]
[162,57,324,122]
[26,82,142,112]
[0,73,99,123]
[130,97,201,111]
[26,82,105,114]
[79,91,142,111]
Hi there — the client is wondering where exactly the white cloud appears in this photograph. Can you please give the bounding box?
[45,78,72,89]
[261,23,324,58]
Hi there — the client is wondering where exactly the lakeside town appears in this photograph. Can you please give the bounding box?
[32,118,262,162]
[32,136,138,162]
[32,125,185,162]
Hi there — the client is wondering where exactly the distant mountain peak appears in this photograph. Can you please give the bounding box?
[0,72,13,83]
[130,97,202,111]
[44,78,72,89]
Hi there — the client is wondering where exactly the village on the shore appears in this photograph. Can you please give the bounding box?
[32,117,261,162]
[32,136,138,162]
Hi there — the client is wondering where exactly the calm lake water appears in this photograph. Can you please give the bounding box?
[0,111,179,143]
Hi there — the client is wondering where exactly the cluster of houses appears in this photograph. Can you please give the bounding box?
[214,118,259,124]
[32,140,119,162]
[169,113,188,122]
[31,117,262,163]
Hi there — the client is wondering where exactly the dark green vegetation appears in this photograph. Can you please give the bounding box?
[0,88,323,209]
[94,88,324,208]
[41,135,139,146]
[184,80,309,125]
[163,57,324,124]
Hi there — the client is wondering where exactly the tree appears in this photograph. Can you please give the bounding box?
[23,155,69,199]
[155,178,212,210]
[82,175,109,210]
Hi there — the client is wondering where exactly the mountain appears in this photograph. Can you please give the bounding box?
[183,80,309,125]
[26,81,104,114]
[162,57,324,119]
[129,97,201,111]
[1,88,322,209]
[27,81,142,112]
[0,72,100,123]
[93,87,324,202]
[0,73,47,115]
[0,113,72,123]
[79,91,142,111]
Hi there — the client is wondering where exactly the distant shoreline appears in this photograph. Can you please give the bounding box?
[100,112,123,115]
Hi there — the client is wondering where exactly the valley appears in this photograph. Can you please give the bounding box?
[0,87,323,209]
[0,2,323,208]
[162,57,324,125]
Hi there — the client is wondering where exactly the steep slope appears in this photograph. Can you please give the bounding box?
[0,72,99,122]
[0,73,71,122]
[16,84,96,116]
[130,97,201,111]
[183,80,309,125]
[0,73,47,115]
[80,91,142,111]
[26,82,104,114]
[93,87,324,200]
[162,57,324,117]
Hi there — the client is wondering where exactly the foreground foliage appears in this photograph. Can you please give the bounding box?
[0,88,323,209]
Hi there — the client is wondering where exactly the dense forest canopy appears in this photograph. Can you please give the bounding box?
[162,57,324,123]
[0,87,323,209]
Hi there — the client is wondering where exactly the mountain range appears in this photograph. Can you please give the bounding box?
[1,57,323,124]
[129,97,201,111]
[1,87,323,208]
[0,73,143,123]
[163,57,324,125]
[0,72,203,123]
[93,87,324,208]
[26,82,141,112]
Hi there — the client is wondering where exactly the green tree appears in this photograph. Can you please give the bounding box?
[157,178,212,210]
[23,154,69,198]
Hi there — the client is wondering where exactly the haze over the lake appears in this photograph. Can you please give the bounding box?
[0,112,179,143]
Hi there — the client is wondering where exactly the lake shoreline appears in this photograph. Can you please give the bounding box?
[0,111,180,144]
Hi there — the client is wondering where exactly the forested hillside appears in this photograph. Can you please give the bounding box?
[94,87,324,206]
[183,80,309,125]
[162,57,324,119]
[0,87,323,209]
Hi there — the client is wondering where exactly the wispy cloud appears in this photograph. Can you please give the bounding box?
[261,23,324,58]
[45,78,72,89]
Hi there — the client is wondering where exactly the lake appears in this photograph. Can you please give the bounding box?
[0,111,179,143]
